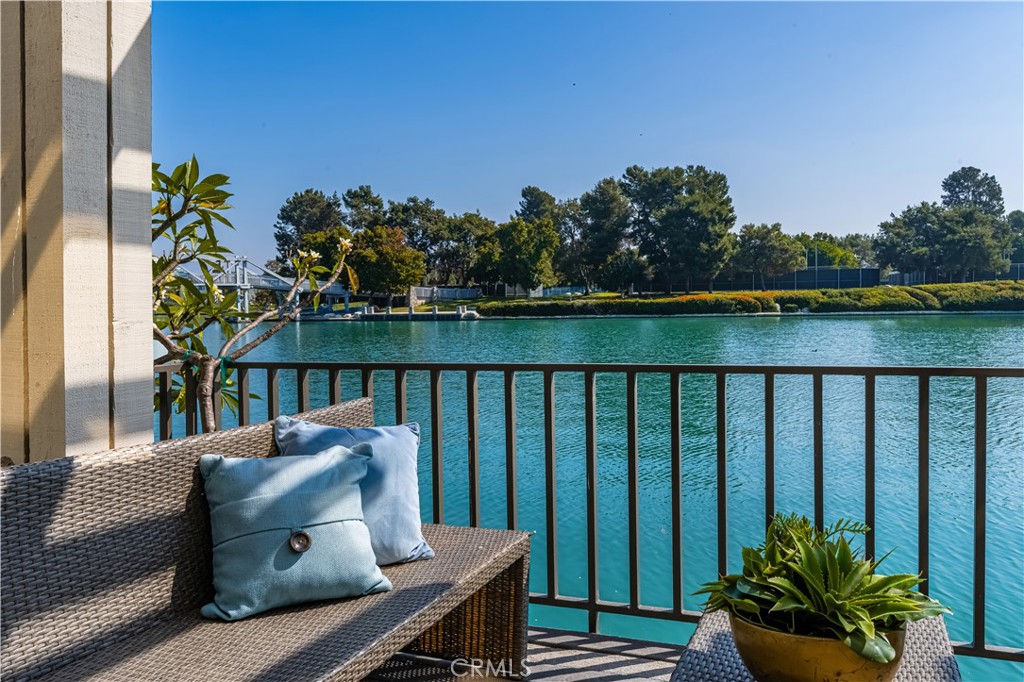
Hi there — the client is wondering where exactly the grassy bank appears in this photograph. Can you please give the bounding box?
[471,281,1024,317]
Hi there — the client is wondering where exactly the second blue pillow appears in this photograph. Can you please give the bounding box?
[274,418,435,566]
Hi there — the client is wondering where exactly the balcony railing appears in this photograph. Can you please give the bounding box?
[154,361,1024,664]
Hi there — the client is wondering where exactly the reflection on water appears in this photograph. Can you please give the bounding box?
[161,315,1023,678]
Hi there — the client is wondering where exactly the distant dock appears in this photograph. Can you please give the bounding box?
[309,305,481,322]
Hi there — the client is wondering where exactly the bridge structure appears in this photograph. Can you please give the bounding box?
[175,257,350,314]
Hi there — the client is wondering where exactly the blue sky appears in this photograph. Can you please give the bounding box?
[153,2,1024,266]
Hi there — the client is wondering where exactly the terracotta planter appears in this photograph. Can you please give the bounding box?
[729,613,905,682]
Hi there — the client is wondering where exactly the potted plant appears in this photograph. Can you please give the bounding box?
[696,514,950,682]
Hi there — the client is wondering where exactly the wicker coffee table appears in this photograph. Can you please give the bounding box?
[671,610,961,682]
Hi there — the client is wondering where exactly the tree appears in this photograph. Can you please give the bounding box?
[874,202,1010,281]
[515,186,560,224]
[735,223,806,290]
[387,196,448,283]
[273,189,344,263]
[298,225,353,271]
[494,217,560,293]
[935,206,1011,282]
[552,198,587,287]
[873,203,945,275]
[597,248,652,295]
[153,158,355,432]
[264,258,288,274]
[467,225,503,287]
[794,233,858,268]
[1007,210,1024,264]
[577,178,631,292]
[622,165,736,293]
[837,233,877,268]
[342,185,386,232]
[347,226,426,306]
[620,165,687,258]
[437,212,497,286]
[941,166,1005,216]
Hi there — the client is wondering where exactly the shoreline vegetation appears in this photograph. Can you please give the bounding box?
[270,166,1023,307]
[403,281,1023,318]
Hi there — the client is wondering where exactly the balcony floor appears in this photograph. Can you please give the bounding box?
[368,627,685,681]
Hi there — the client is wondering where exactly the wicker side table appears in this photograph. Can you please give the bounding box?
[671,611,961,682]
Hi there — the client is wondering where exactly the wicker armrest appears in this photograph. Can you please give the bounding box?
[403,529,530,678]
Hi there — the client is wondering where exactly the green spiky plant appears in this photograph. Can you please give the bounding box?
[696,514,950,664]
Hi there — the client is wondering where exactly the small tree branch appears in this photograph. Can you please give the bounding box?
[151,197,192,243]
[221,257,348,360]
[168,314,219,340]
[153,324,182,355]
[218,274,305,355]
[153,256,182,291]
[227,307,303,360]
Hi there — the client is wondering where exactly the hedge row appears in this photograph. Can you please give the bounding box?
[475,282,1023,317]
[477,293,768,317]
[917,281,1024,311]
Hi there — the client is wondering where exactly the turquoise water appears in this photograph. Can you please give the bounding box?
[171,315,1023,680]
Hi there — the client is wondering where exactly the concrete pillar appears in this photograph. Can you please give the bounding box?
[1,1,153,463]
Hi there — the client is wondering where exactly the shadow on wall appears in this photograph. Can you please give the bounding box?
[1,2,153,463]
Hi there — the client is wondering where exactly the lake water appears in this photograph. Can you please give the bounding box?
[171,315,1023,680]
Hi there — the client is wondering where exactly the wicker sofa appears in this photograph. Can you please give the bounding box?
[0,398,531,682]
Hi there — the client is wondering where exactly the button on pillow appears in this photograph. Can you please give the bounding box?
[199,444,392,621]
[274,418,434,566]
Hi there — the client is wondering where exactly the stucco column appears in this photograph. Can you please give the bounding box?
[1,0,152,463]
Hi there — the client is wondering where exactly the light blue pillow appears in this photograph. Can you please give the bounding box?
[199,444,392,621]
[274,418,435,566]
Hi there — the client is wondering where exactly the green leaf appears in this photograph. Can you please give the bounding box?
[198,260,215,289]
[170,161,187,187]
[199,173,229,187]
[208,210,235,229]
[177,277,205,301]
[864,602,923,621]
[794,536,827,598]
[346,263,360,292]
[847,605,875,638]
[742,546,764,574]
[736,576,777,600]
[767,576,815,608]
[857,573,921,597]
[837,536,854,575]
[768,595,809,613]
[841,559,876,598]
[840,630,896,664]
[153,169,173,189]
[835,610,857,634]
[724,597,760,614]
[826,542,842,592]
[186,154,199,189]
